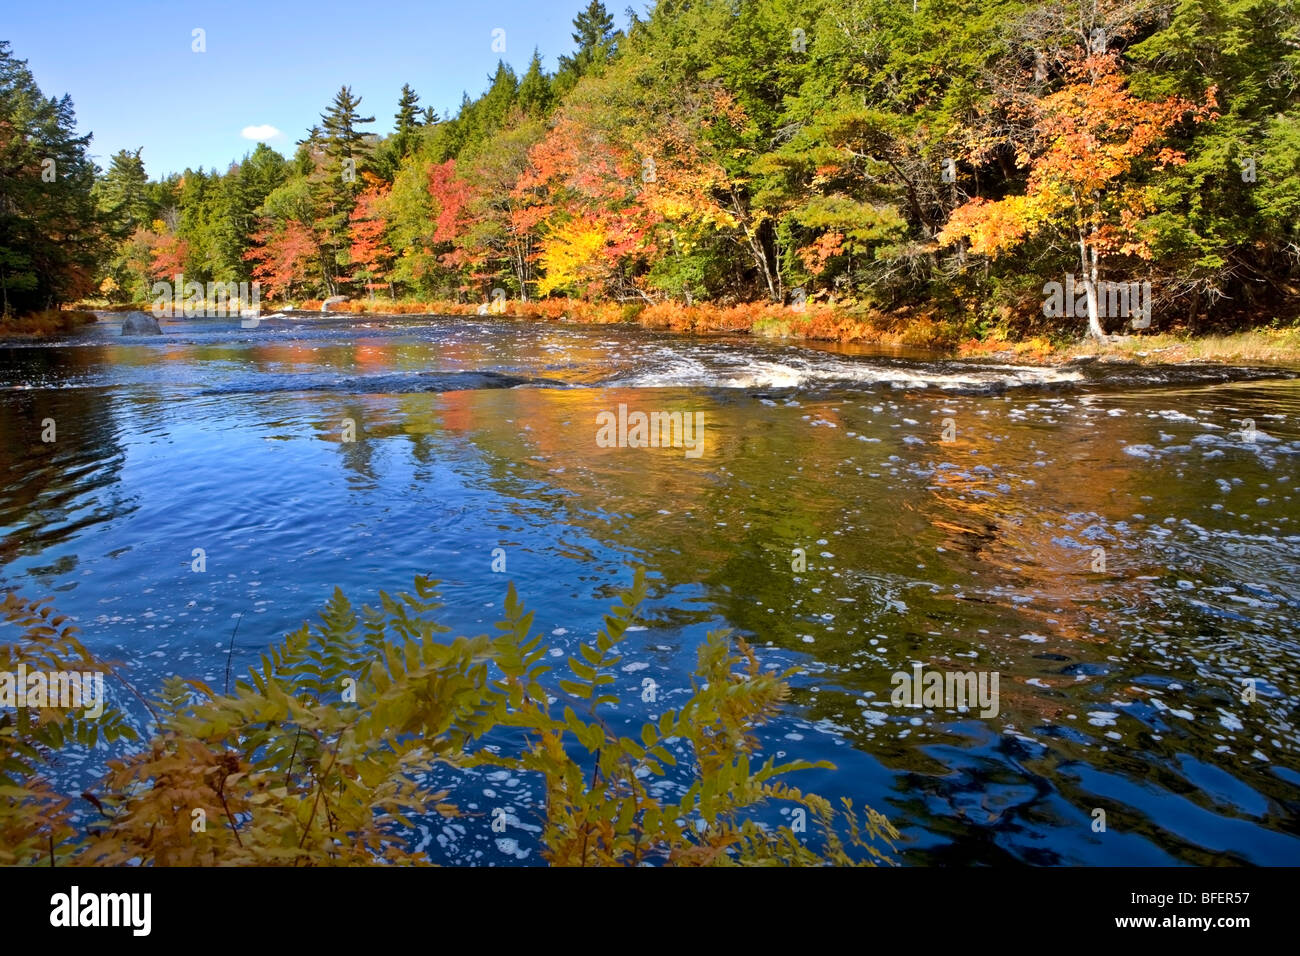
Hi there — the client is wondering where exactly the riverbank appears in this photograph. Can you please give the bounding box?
[71,296,1300,366]
[292,297,1300,366]
[0,309,97,340]
[959,327,1300,366]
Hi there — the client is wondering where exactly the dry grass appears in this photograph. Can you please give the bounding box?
[0,309,98,340]
[85,293,1300,364]
[291,296,970,346]
[1047,327,1300,365]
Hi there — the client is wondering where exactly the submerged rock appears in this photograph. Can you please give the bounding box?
[120,311,162,335]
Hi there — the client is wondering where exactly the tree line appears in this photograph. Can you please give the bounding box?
[4,0,1299,338]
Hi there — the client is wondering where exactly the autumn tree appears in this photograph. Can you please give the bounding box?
[244,220,319,301]
[244,176,321,300]
[348,174,395,297]
[938,51,1214,339]
[77,0,1300,332]
[461,117,548,300]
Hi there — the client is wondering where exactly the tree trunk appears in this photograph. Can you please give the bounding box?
[1079,235,1105,341]
[729,190,777,301]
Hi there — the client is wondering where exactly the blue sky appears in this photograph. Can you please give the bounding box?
[7,0,628,178]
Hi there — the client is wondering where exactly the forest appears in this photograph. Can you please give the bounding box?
[3,0,1300,342]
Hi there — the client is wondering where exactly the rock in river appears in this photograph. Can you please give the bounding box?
[120,311,162,335]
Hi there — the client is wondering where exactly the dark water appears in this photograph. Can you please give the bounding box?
[3,312,1299,865]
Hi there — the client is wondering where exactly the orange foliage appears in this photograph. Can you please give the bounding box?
[244,221,320,300]
[939,52,1216,260]
[149,234,189,279]
[348,175,394,293]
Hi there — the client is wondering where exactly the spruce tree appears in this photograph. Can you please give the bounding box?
[0,40,100,315]
[392,83,421,158]
[518,50,553,117]
[557,1,618,80]
[314,86,376,296]
[95,148,151,241]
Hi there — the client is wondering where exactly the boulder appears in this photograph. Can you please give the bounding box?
[120,311,162,335]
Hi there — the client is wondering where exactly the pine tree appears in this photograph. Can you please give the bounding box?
[557,1,619,80]
[313,86,377,296]
[320,86,376,172]
[518,49,554,117]
[94,148,151,241]
[0,40,100,315]
[394,83,420,135]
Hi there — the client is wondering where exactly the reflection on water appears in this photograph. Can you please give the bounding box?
[1,313,1298,865]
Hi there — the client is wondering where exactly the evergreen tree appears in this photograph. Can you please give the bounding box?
[208,144,287,282]
[95,148,151,240]
[0,40,100,314]
[518,49,554,117]
[394,83,420,135]
[320,86,376,171]
[557,1,619,82]
[478,62,519,139]
[389,83,422,163]
[314,86,377,295]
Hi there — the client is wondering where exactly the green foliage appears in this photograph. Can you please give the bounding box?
[0,40,102,316]
[2,574,897,867]
[57,0,1300,331]
[555,0,621,93]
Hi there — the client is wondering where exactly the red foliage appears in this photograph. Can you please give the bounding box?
[243,221,319,299]
[348,177,394,292]
[149,234,189,280]
[427,160,473,245]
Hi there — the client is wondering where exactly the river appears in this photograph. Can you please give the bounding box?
[2,311,1298,865]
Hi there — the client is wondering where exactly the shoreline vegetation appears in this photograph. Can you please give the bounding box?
[69,297,1300,366]
[0,309,97,341]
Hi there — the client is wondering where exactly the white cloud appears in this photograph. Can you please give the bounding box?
[241,124,282,141]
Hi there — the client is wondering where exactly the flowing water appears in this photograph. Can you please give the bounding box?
[3,312,1299,865]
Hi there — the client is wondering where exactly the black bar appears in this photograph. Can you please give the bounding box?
[1,865,1282,943]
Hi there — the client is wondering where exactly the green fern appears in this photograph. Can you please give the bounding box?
[4,574,898,867]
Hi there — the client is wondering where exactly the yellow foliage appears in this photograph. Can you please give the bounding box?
[536,217,609,297]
